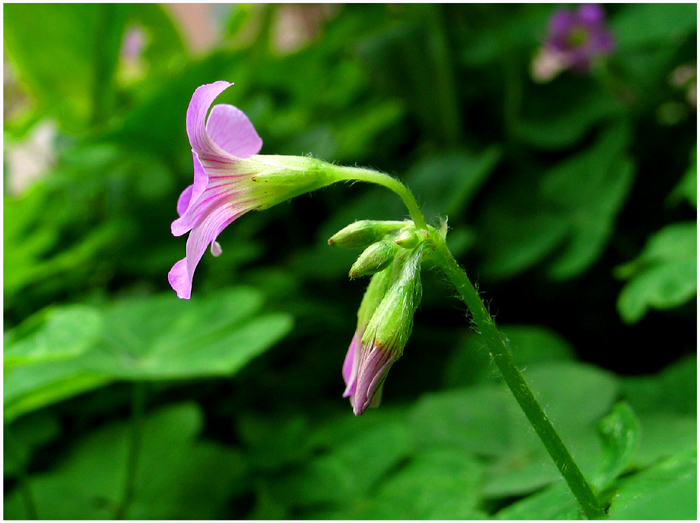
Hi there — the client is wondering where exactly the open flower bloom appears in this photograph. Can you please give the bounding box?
[169,81,333,299]
[545,4,615,72]
[343,247,423,416]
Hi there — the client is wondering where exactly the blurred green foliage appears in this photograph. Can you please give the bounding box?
[4,3,696,519]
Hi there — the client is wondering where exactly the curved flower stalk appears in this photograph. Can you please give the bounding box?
[169,81,336,299]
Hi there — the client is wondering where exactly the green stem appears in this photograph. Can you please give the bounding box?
[431,240,606,520]
[331,166,428,230]
[114,382,147,519]
[5,425,39,519]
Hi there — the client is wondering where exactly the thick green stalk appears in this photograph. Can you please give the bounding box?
[431,240,607,520]
[114,382,147,519]
[331,166,428,230]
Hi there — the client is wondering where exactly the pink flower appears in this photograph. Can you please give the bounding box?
[546,4,615,72]
[169,81,264,299]
[169,81,332,299]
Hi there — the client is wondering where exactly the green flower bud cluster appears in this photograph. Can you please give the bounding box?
[331,219,427,415]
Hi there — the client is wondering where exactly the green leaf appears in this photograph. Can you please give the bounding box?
[4,305,104,369]
[263,420,414,508]
[3,403,248,520]
[4,4,129,132]
[4,411,61,478]
[668,144,697,209]
[594,402,640,489]
[607,447,697,520]
[80,288,294,380]
[4,359,111,423]
[4,305,110,422]
[516,80,625,150]
[443,324,575,389]
[616,222,697,323]
[495,482,582,520]
[332,448,486,519]
[612,3,698,51]
[481,362,619,498]
[541,124,635,279]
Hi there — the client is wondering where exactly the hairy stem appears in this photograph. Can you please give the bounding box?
[331,166,428,230]
[431,239,607,520]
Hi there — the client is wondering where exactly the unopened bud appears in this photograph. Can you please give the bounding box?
[349,240,398,278]
[328,220,409,248]
[394,227,419,248]
[350,246,424,415]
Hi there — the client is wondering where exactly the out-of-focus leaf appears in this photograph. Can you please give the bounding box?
[4,4,129,132]
[517,80,625,150]
[3,403,248,520]
[594,402,640,489]
[607,447,697,520]
[621,355,696,416]
[541,123,635,279]
[355,6,463,147]
[4,185,124,308]
[263,421,413,508]
[327,448,486,519]
[632,413,697,469]
[79,288,293,380]
[477,124,634,281]
[668,144,697,208]
[616,222,697,323]
[4,306,103,369]
[407,147,502,221]
[495,482,582,520]
[482,363,618,497]
[4,359,111,423]
[4,411,61,478]
[612,3,698,51]
[620,357,696,468]
[444,324,575,389]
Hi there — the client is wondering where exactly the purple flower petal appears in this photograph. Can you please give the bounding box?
[207,104,263,158]
[352,341,396,416]
[577,3,605,25]
[342,332,361,399]
[169,202,246,299]
[186,81,234,159]
[176,185,194,217]
[172,151,224,236]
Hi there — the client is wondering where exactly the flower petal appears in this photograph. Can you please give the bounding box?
[168,258,192,299]
[207,104,263,159]
[172,151,229,237]
[577,3,605,25]
[353,343,395,416]
[342,332,361,398]
[176,185,194,217]
[169,203,246,299]
[186,81,233,158]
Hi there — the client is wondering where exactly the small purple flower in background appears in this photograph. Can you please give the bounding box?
[532,4,615,82]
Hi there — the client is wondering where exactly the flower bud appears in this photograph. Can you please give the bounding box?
[349,240,398,278]
[328,220,410,248]
[348,246,424,415]
[394,227,420,248]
